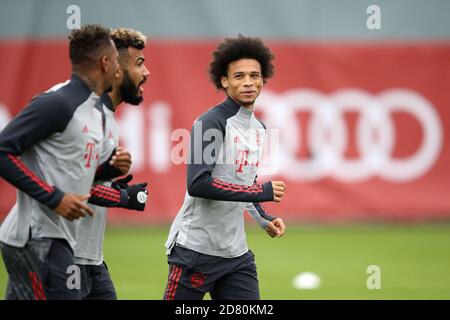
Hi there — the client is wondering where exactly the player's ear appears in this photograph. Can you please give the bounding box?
[115,67,122,79]
[221,76,229,89]
[99,55,109,72]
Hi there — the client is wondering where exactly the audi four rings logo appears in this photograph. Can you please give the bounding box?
[256,89,443,182]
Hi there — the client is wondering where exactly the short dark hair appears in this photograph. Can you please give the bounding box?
[110,28,147,65]
[209,35,275,90]
[68,24,112,66]
[110,28,147,51]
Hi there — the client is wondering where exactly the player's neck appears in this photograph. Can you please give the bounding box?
[108,91,122,111]
[73,70,104,97]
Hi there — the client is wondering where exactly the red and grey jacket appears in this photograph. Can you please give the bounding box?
[166,96,277,258]
[0,75,125,249]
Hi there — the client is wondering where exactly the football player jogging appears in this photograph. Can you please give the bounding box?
[74,28,150,300]
[164,35,286,300]
[0,24,147,300]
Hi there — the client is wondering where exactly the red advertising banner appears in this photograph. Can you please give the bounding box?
[1,40,450,222]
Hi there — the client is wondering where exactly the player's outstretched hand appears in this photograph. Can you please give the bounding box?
[271,181,286,202]
[55,193,94,221]
[265,218,286,238]
[109,146,132,175]
[119,183,149,211]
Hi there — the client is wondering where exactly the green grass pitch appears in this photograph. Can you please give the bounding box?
[1,224,450,299]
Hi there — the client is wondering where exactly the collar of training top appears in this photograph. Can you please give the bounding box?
[222,95,242,112]
[100,92,114,111]
[222,95,256,115]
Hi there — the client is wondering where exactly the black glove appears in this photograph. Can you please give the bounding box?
[120,182,148,211]
[112,174,134,189]
[112,175,149,211]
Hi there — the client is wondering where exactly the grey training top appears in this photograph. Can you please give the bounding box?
[165,96,276,258]
[0,75,115,250]
[74,94,119,265]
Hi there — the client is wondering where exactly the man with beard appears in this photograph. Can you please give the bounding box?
[74,28,150,300]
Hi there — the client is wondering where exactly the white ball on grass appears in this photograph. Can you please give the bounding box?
[293,272,321,289]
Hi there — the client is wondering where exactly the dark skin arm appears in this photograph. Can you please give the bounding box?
[54,193,94,221]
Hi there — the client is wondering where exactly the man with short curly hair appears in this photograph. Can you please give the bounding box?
[164,35,287,300]
[74,27,150,300]
[0,24,142,300]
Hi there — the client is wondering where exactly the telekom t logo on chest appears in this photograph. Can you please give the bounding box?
[235,149,249,173]
[84,142,99,168]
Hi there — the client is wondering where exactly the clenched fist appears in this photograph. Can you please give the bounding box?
[271,181,286,202]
